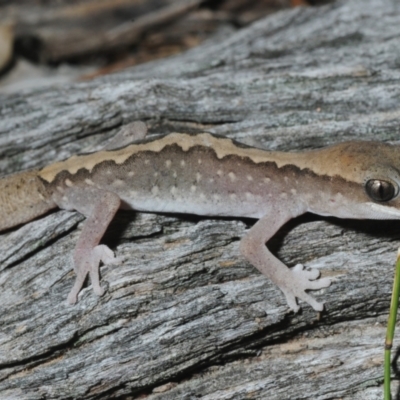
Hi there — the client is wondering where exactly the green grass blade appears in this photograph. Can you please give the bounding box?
[384,249,400,400]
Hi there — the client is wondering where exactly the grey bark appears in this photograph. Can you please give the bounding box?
[1,0,400,399]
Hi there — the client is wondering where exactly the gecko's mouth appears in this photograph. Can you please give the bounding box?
[364,202,400,220]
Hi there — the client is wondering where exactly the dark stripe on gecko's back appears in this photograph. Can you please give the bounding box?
[38,133,281,184]
[42,143,367,208]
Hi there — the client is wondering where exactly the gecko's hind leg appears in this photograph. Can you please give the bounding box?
[59,188,121,304]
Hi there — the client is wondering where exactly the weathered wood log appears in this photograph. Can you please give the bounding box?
[1,0,400,398]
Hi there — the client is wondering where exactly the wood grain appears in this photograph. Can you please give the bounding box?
[0,0,400,398]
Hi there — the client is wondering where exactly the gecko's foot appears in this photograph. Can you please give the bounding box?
[67,245,118,305]
[283,264,331,313]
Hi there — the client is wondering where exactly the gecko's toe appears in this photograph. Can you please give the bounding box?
[296,289,325,312]
[305,268,321,280]
[293,264,320,280]
[92,284,105,297]
[94,245,116,264]
[67,291,78,305]
[314,277,331,289]
[308,298,324,312]
[282,290,300,313]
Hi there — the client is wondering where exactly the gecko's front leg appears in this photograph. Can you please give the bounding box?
[240,206,331,312]
[56,187,121,304]
[43,121,150,303]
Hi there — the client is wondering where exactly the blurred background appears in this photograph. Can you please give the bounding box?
[0,0,332,94]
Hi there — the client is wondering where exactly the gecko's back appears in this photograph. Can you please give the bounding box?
[38,133,304,219]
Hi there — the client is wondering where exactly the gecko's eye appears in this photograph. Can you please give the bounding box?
[365,179,396,202]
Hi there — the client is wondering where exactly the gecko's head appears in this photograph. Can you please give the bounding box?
[303,141,400,220]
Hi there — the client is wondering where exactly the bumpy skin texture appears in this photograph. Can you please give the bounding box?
[2,123,400,310]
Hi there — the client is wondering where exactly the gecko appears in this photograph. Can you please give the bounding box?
[1,121,400,311]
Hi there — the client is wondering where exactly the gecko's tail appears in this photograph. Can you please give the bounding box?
[0,170,56,231]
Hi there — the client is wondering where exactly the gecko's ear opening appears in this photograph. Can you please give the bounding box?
[365,179,397,202]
